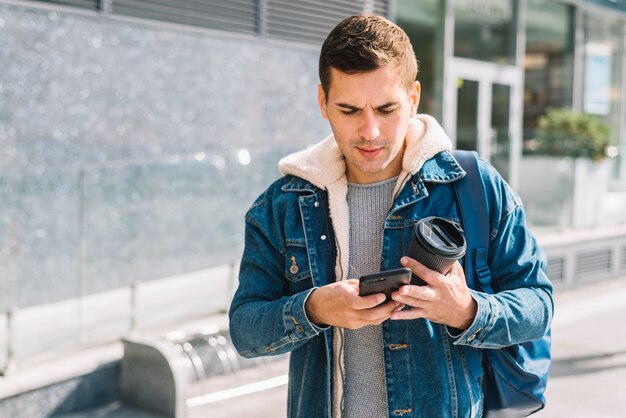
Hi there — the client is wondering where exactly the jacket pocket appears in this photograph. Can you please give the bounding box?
[285,240,312,282]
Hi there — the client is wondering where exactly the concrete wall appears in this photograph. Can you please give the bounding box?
[0,2,328,370]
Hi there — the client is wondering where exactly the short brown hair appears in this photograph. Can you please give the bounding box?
[319,14,418,99]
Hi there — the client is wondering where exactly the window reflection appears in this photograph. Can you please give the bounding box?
[454,0,516,65]
[582,13,623,142]
[396,0,444,119]
[455,79,479,152]
[523,0,574,153]
[491,84,512,180]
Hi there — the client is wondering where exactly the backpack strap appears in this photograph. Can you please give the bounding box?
[451,151,493,293]
[452,152,550,415]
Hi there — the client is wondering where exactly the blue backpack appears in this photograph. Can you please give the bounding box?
[452,150,551,417]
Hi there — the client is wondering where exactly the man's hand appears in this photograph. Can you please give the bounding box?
[390,257,477,330]
[305,279,404,329]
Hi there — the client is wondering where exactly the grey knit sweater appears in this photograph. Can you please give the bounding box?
[343,176,397,418]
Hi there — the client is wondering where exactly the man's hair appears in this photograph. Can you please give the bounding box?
[319,14,418,99]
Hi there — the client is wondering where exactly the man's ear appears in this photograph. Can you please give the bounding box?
[318,84,329,120]
[410,81,421,116]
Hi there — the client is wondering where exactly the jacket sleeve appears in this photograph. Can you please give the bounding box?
[449,162,554,348]
[228,195,328,358]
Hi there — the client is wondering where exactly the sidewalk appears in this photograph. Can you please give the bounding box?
[536,276,626,418]
[58,277,626,418]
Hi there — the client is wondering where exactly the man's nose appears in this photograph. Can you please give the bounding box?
[358,112,381,141]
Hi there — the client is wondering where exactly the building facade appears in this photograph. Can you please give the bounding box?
[397,0,626,228]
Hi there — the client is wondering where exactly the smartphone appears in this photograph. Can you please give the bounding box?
[358,267,412,302]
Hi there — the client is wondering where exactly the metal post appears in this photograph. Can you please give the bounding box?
[442,0,457,140]
[618,21,626,183]
[77,168,86,344]
[572,5,584,113]
[131,281,139,332]
[257,0,267,36]
[4,309,15,375]
[100,0,112,15]
[387,0,397,21]
[510,0,527,192]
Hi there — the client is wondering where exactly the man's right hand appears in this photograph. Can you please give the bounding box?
[305,279,403,329]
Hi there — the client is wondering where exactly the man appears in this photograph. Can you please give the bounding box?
[229,14,553,418]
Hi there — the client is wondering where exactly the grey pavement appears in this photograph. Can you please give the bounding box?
[54,403,168,418]
[57,277,626,418]
[535,276,626,418]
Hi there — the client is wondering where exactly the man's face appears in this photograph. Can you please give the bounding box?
[318,63,420,184]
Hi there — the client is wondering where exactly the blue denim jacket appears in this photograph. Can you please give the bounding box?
[229,151,553,418]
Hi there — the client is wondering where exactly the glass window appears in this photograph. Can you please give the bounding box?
[455,79,479,152]
[491,83,512,180]
[587,0,626,12]
[396,0,444,120]
[582,13,623,150]
[454,0,517,64]
[582,12,625,184]
[523,0,575,153]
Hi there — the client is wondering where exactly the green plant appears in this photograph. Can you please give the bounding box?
[535,108,613,161]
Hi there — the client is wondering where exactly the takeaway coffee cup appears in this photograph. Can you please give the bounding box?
[407,216,467,285]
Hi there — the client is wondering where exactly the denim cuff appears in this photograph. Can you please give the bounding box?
[283,287,329,342]
[448,289,494,347]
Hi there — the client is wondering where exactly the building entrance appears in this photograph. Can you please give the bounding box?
[444,58,523,188]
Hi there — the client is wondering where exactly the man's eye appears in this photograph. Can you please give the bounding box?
[341,110,357,115]
[379,108,395,115]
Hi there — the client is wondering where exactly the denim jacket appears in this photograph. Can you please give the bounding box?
[229,116,553,418]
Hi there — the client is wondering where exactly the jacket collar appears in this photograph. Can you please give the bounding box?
[386,151,466,211]
[280,176,322,193]
[420,150,466,183]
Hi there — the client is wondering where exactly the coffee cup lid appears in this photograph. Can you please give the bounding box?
[415,216,466,258]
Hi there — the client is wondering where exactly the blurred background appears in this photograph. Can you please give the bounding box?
[0,0,625,417]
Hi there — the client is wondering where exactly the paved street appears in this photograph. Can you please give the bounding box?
[59,276,626,418]
[535,277,626,418]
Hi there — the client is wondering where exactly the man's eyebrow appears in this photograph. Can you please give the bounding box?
[335,101,399,110]
[335,103,361,110]
[376,101,399,109]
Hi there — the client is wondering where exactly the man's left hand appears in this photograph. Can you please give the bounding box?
[390,257,477,330]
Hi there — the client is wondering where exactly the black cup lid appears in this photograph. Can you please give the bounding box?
[415,216,467,258]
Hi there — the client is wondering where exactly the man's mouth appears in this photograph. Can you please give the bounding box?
[357,147,383,158]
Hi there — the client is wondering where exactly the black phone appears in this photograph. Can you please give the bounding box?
[358,267,412,302]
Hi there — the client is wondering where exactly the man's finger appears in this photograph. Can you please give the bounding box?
[393,303,406,312]
[448,261,464,277]
[365,300,403,320]
[394,284,436,300]
[352,292,386,309]
[390,308,425,320]
[344,279,361,290]
[400,257,443,285]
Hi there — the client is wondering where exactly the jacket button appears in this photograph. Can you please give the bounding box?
[314,201,320,207]
[295,325,304,333]
[321,235,327,240]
